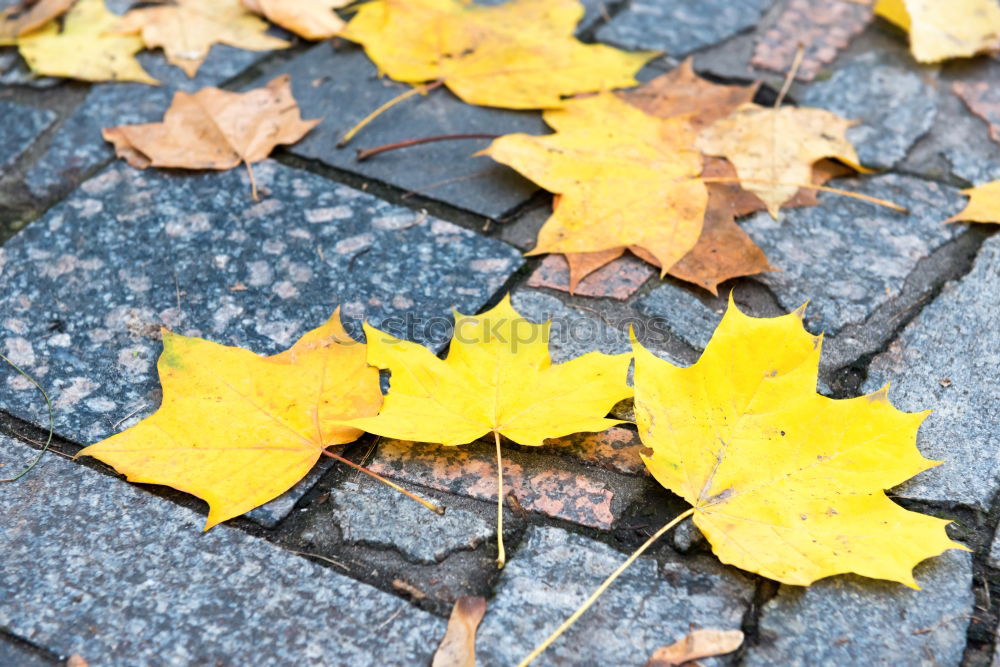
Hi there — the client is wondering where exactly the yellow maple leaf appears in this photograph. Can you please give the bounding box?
[875,0,1000,62]
[633,298,965,587]
[241,0,348,40]
[696,104,867,218]
[945,181,1000,224]
[344,295,632,565]
[17,0,157,84]
[117,0,289,78]
[78,310,383,529]
[339,0,654,109]
[485,93,709,271]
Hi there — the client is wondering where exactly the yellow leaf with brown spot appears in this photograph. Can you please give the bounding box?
[117,0,289,77]
[633,298,965,586]
[241,0,348,40]
[875,0,1000,62]
[340,0,653,109]
[78,310,382,529]
[945,181,1000,224]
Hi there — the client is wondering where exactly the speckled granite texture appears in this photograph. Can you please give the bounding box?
[0,101,55,169]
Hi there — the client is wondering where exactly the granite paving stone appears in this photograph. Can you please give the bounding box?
[801,51,937,169]
[252,43,544,220]
[526,253,656,300]
[596,0,771,57]
[0,435,445,665]
[990,526,1000,569]
[0,639,53,667]
[864,234,1000,509]
[744,550,973,666]
[637,283,724,352]
[476,525,755,666]
[0,101,55,169]
[0,160,522,523]
[328,478,494,564]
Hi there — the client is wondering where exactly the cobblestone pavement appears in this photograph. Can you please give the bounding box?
[2,1,1000,665]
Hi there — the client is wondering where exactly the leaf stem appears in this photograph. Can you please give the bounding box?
[338,79,445,147]
[517,507,696,667]
[494,429,506,569]
[244,160,259,202]
[356,133,500,162]
[700,176,908,213]
[320,448,445,514]
[1,352,54,483]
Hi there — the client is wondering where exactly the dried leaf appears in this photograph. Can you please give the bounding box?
[875,0,1000,62]
[645,629,744,667]
[78,310,382,529]
[102,75,319,179]
[340,0,653,109]
[17,0,156,84]
[632,298,966,586]
[0,0,73,45]
[241,0,348,40]
[945,181,1000,224]
[697,104,866,218]
[117,0,289,77]
[432,597,487,667]
[485,93,709,271]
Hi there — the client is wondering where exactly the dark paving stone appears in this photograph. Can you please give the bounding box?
[744,550,973,666]
[596,0,771,57]
[864,234,1000,509]
[0,435,444,665]
[0,100,55,169]
[476,525,754,666]
[0,160,522,524]
[511,289,632,362]
[637,283,724,352]
[801,51,936,169]
[0,638,54,667]
[254,43,543,220]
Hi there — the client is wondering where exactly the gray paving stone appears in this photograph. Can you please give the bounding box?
[24,46,271,200]
[743,174,963,336]
[0,435,444,665]
[864,234,1000,509]
[512,289,631,363]
[801,51,937,170]
[745,550,973,666]
[0,638,53,667]
[328,479,493,564]
[0,160,522,524]
[0,100,55,169]
[255,43,542,220]
[596,0,771,57]
[637,284,723,352]
[476,525,754,666]
[990,527,1000,569]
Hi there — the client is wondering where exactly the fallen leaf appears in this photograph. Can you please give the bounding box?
[486,93,709,271]
[16,0,156,84]
[102,75,319,196]
[241,0,348,40]
[432,596,487,667]
[645,629,744,667]
[697,104,866,217]
[78,309,382,529]
[632,298,965,586]
[0,0,73,45]
[117,0,289,77]
[340,0,653,109]
[875,0,1000,62]
[945,181,1000,224]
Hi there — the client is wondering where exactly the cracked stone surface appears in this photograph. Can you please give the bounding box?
[801,51,937,169]
[476,525,755,666]
[745,550,973,666]
[253,43,543,220]
[328,479,493,564]
[864,234,1000,509]
[0,101,55,169]
[597,0,771,57]
[0,435,444,665]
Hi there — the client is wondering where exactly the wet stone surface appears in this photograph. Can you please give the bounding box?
[254,43,543,220]
[476,525,755,666]
[864,233,1000,509]
[0,435,444,665]
[745,550,973,666]
[0,101,55,169]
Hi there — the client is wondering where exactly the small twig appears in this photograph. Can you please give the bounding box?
[338,79,445,147]
[494,429,506,569]
[320,448,445,514]
[112,403,147,430]
[244,160,260,201]
[0,352,54,482]
[774,42,805,108]
[356,133,500,161]
[700,176,908,213]
[286,549,351,571]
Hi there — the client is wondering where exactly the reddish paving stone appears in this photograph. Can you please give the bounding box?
[526,254,655,300]
[953,78,1000,146]
[751,0,874,82]
[538,427,650,477]
[369,440,637,529]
